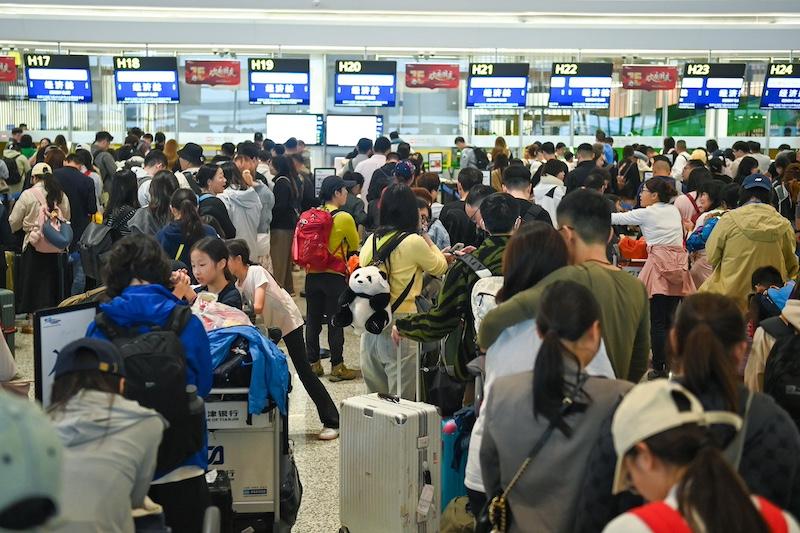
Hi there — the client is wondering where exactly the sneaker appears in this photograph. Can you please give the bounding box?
[318,427,339,441]
[311,361,324,377]
[328,363,360,382]
[21,325,33,335]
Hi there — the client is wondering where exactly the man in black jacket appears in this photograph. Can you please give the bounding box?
[501,164,552,226]
[565,143,597,193]
[55,154,98,295]
[439,168,484,247]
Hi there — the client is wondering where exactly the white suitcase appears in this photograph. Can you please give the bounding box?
[339,345,442,533]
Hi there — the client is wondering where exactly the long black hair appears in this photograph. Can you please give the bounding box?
[376,184,420,237]
[35,172,64,211]
[170,188,205,242]
[220,161,249,190]
[644,177,678,203]
[271,155,299,198]
[106,170,138,215]
[497,222,568,303]
[192,236,235,283]
[226,238,255,266]
[630,423,769,533]
[148,170,179,225]
[533,280,600,432]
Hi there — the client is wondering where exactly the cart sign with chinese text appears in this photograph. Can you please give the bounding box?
[622,65,678,90]
[405,64,459,89]
[185,60,241,86]
[0,57,16,83]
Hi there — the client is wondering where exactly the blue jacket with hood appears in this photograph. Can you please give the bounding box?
[85,283,213,478]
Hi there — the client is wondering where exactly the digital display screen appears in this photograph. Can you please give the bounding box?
[325,115,384,147]
[113,56,179,103]
[761,63,800,110]
[334,60,397,107]
[25,54,93,102]
[248,58,310,105]
[548,63,613,109]
[679,63,745,109]
[466,63,528,108]
[265,114,323,145]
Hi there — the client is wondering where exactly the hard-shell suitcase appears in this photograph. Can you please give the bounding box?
[339,344,442,533]
[0,288,15,355]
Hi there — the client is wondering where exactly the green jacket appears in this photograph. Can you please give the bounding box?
[478,262,651,382]
[396,235,509,351]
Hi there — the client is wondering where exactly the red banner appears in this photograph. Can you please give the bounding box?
[185,60,241,86]
[405,64,460,89]
[0,57,17,83]
[621,65,678,90]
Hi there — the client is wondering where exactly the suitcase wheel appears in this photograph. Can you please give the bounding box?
[339,528,350,533]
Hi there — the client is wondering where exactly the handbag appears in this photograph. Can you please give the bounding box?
[476,374,587,533]
[421,349,465,417]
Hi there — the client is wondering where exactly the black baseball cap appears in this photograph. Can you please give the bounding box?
[52,338,125,379]
[319,175,355,200]
[177,142,205,164]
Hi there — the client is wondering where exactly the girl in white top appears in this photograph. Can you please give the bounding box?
[604,380,800,533]
[611,178,695,376]
[226,239,341,441]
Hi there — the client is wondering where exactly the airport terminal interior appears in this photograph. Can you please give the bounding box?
[2,1,800,532]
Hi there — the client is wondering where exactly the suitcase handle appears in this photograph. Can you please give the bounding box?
[378,392,400,403]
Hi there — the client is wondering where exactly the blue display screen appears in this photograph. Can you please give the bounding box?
[334,60,397,107]
[679,63,745,110]
[114,57,179,103]
[548,63,613,109]
[248,58,310,105]
[466,63,528,108]
[25,54,92,103]
[761,63,800,110]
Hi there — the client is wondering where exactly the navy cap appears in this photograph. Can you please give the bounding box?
[393,160,415,181]
[742,173,772,191]
[52,338,125,379]
[319,175,355,200]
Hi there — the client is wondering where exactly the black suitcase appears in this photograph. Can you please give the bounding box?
[207,470,234,533]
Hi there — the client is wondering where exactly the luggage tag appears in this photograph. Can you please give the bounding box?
[416,483,435,518]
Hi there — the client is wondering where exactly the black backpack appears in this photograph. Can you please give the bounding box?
[762,317,800,427]
[95,305,205,472]
[2,155,22,185]
[473,147,490,170]
[78,223,113,280]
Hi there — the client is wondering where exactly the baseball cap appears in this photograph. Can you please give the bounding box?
[51,338,126,380]
[611,380,741,494]
[176,142,205,164]
[689,149,708,164]
[236,141,259,160]
[31,162,52,177]
[319,175,354,200]
[0,391,62,529]
[393,160,415,181]
[742,173,772,191]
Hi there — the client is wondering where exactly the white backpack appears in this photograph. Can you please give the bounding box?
[471,275,503,335]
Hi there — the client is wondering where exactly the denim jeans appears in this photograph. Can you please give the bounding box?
[69,251,85,296]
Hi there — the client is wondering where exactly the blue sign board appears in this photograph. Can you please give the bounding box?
[548,63,613,109]
[467,63,528,108]
[761,63,800,110]
[248,58,310,105]
[335,60,396,107]
[25,54,92,103]
[114,56,179,103]
[679,63,745,110]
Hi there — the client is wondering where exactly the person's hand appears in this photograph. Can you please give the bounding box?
[391,325,401,346]
[170,270,192,299]
[443,253,456,265]
[242,169,254,187]
[457,246,477,255]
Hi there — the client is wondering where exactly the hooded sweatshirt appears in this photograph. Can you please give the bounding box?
[49,390,165,533]
[219,187,263,255]
[86,284,213,480]
[746,300,800,392]
[90,143,117,183]
[701,203,798,310]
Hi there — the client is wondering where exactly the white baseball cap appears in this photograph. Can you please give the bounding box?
[611,380,742,494]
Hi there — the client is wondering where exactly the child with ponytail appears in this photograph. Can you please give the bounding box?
[479,281,632,533]
[604,379,799,533]
[174,237,242,309]
[155,188,217,281]
[226,239,340,441]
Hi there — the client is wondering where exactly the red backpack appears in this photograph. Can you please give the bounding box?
[292,208,346,273]
[630,496,787,533]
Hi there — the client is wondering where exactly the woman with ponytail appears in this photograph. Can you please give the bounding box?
[604,379,799,533]
[479,281,632,533]
[575,293,800,532]
[155,188,217,281]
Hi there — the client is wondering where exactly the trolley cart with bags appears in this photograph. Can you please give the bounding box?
[340,343,442,533]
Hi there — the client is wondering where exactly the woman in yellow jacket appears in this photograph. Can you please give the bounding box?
[358,184,450,400]
[700,174,798,311]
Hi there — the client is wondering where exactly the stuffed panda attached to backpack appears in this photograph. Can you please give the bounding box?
[332,265,392,334]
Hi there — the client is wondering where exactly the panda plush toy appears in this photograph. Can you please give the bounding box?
[332,265,392,334]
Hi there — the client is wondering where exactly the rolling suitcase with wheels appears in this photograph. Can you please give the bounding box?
[0,288,15,355]
[339,343,441,533]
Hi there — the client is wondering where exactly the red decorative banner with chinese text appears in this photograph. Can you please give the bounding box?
[0,57,17,83]
[405,64,460,89]
[185,60,241,86]
[621,65,678,90]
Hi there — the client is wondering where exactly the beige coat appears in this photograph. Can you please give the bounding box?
[9,182,71,250]
[746,300,800,392]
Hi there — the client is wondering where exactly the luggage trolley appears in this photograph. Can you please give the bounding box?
[206,387,281,526]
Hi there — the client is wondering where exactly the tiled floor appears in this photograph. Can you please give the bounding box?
[13,270,364,533]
